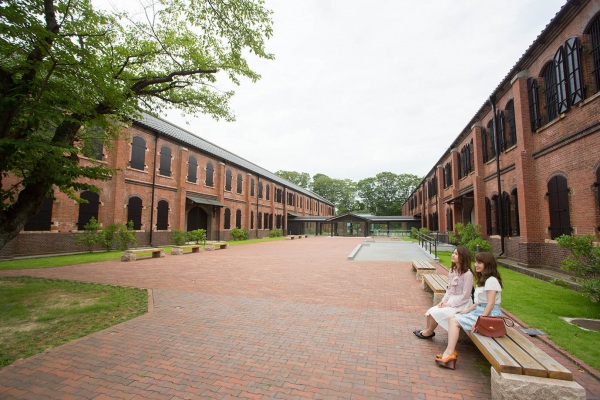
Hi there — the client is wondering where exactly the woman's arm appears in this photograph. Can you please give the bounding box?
[480,290,497,316]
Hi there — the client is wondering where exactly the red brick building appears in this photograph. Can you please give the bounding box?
[0,113,334,259]
[403,0,600,270]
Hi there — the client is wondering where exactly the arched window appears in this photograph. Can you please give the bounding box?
[257,212,262,229]
[511,189,520,237]
[264,213,269,230]
[502,192,511,237]
[236,173,243,194]
[250,179,255,197]
[127,196,143,230]
[481,128,488,163]
[589,14,600,94]
[492,195,500,236]
[542,62,559,122]
[547,175,571,239]
[250,211,254,229]
[485,197,492,235]
[159,146,171,176]
[266,184,270,200]
[258,182,263,198]
[444,163,452,188]
[156,200,169,230]
[188,156,197,183]
[130,136,146,170]
[565,37,584,106]
[235,209,242,228]
[224,208,231,229]
[496,110,506,152]
[469,139,474,172]
[205,162,214,186]
[505,100,517,148]
[487,119,496,160]
[225,169,232,191]
[528,78,542,131]
[77,191,100,230]
[554,46,569,115]
[24,197,53,231]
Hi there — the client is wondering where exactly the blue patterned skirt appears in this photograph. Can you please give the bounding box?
[454,304,503,331]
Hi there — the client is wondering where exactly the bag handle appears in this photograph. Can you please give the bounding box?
[501,316,515,327]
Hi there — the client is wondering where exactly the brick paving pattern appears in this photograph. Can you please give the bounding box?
[1,237,599,399]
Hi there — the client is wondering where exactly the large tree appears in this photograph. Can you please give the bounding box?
[274,170,310,189]
[310,174,357,215]
[0,0,273,249]
[357,172,421,215]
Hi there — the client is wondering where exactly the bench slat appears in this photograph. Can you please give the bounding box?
[505,327,573,381]
[495,334,547,378]
[469,331,522,375]
[423,274,446,293]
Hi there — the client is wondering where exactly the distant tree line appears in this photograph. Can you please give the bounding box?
[274,171,422,216]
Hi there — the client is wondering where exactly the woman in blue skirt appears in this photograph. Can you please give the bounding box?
[435,252,503,370]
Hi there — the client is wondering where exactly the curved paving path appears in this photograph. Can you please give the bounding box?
[1,238,598,399]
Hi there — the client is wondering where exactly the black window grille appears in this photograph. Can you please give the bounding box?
[589,15,600,94]
[487,120,496,160]
[512,189,520,236]
[77,191,100,230]
[257,212,262,229]
[277,188,283,203]
[528,78,542,131]
[156,200,169,230]
[264,212,269,230]
[258,182,263,199]
[251,179,255,197]
[235,209,242,229]
[188,156,197,183]
[205,162,214,186]
[481,128,489,163]
[24,197,53,231]
[225,170,232,191]
[469,139,474,172]
[130,136,146,170]
[457,152,463,179]
[554,47,569,114]
[224,208,231,229]
[492,195,500,235]
[159,146,172,176]
[543,62,559,122]
[485,197,492,235]
[444,163,452,188]
[127,197,143,230]
[266,184,270,200]
[565,37,584,106]
[250,211,254,229]
[236,173,243,194]
[547,175,572,239]
[496,110,506,152]
[505,100,517,148]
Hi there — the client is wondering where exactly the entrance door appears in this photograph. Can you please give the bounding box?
[187,207,208,234]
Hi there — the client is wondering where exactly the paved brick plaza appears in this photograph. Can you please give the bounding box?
[1,237,598,399]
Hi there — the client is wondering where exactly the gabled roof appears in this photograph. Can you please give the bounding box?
[134,113,334,206]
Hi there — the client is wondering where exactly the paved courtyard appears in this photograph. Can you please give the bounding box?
[0,237,598,399]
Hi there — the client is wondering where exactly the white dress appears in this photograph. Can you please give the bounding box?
[425,269,473,330]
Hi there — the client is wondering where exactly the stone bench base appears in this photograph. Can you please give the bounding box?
[121,248,165,261]
[491,367,585,400]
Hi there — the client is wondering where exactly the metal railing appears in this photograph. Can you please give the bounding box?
[370,229,412,238]
[416,231,438,259]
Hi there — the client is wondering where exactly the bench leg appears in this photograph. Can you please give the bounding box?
[490,368,585,400]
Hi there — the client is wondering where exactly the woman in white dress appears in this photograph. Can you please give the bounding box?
[413,246,473,339]
[435,251,503,369]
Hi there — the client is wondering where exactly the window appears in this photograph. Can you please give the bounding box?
[251,179,255,197]
[485,197,492,235]
[469,139,474,172]
[542,62,559,122]
[251,211,254,229]
[589,14,600,95]
[156,200,169,230]
[77,191,100,230]
[444,163,452,188]
[492,195,500,235]
[505,100,517,148]
[554,47,569,115]
[224,208,231,229]
[266,184,270,200]
[188,156,197,183]
[528,78,542,131]
[236,173,243,194]
[496,110,506,152]
[127,197,143,230]
[263,212,269,230]
[502,192,511,237]
[257,212,262,229]
[159,146,172,176]
[235,209,242,229]
[24,198,53,231]
[511,189,520,237]
[130,136,146,170]
[565,37,584,106]
[487,119,496,160]
[225,170,232,191]
[481,128,488,163]
[547,175,571,239]
[258,182,263,199]
[205,162,214,186]
[276,188,282,203]
[446,208,453,232]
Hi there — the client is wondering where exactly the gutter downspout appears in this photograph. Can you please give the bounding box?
[149,133,158,247]
[489,96,505,256]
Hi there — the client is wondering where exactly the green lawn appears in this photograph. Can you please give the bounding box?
[436,250,600,371]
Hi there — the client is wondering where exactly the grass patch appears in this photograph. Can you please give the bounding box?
[436,250,600,371]
[0,277,147,367]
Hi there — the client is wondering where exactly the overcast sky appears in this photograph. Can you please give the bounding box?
[164,0,567,182]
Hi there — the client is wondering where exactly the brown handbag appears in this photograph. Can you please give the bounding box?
[472,316,514,337]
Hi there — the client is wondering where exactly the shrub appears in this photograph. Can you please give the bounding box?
[269,229,282,238]
[171,229,189,246]
[230,228,249,241]
[188,229,206,244]
[450,223,492,257]
[100,224,120,251]
[115,221,137,250]
[556,234,600,302]
[75,217,102,252]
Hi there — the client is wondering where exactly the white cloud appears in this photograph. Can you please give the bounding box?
[167,0,567,181]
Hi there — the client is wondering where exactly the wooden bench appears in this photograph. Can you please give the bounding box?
[205,242,228,250]
[121,248,165,261]
[422,273,448,304]
[285,235,305,240]
[411,260,437,281]
[171,245,202,255]
[465,325,585,399]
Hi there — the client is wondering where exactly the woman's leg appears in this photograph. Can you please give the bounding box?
[421,314,438,336]
[442,316,460,358]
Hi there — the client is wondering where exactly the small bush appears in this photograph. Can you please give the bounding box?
[100,224,120,251]
[75,217,102,252]
[269,229,282,238]
[556,234,600,302]
[188,229,206,244]
[450,223,492,258]
[230,228,249,241]
[171,229,189,246]
[115,221,137,250]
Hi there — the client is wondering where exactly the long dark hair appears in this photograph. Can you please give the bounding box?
[451,246,472,275]
[474,252,503,287]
